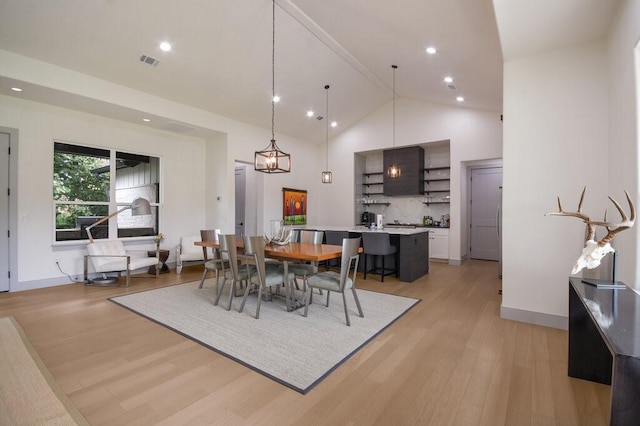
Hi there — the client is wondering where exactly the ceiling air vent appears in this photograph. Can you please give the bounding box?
[139,55,159,67]
[447,84,457,90]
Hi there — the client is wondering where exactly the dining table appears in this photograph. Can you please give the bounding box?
[195,239,358,311]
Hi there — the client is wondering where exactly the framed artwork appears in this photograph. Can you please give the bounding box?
[283,188,307,225]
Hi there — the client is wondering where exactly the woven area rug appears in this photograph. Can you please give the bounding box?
[0,316,88,425]
[110,279,419,394]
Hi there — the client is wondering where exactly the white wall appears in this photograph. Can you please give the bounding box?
[501,42,610,328]
[0,95,207,290]
[0,50,320,291]
[319,97,503,262]
[607,0,640,292]
[501,0,640,328]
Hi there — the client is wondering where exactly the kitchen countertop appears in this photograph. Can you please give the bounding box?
[384,224,450,229]
[304,225,433,235]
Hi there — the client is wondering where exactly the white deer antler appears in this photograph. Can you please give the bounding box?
[546,187,635,274]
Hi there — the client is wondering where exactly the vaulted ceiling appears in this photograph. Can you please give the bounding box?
[0,0,619,143]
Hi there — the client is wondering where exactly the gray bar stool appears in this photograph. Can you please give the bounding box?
[362,232,398,282]
[323,230,349,270]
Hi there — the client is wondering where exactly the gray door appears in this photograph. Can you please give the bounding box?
[0,132,9,291]
[470,167,502,260]
[234,166,246,237]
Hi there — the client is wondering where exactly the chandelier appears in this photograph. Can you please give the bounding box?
[387,65,400,178]
[254,0,290,173]
[321,84,332,183]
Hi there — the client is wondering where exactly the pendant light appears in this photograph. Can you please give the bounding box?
[387,64,400,179]
[321,84,333,184]
[255,0,290,173]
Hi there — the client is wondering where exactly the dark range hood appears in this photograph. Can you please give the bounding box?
[383,146,424,196]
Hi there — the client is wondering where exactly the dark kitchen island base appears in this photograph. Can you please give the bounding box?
[309,226,430,283]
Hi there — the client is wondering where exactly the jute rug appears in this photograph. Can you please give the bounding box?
[110,279,419,394]
[0,316,88,425]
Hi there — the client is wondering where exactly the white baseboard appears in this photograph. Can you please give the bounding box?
[500,305,567,330]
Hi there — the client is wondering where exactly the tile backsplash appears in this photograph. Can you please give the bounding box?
[361,196,450,225]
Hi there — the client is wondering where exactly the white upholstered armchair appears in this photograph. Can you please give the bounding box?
[84,240,159,286]
[176,235,213,274]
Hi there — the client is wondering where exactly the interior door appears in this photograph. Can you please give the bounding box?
[234,166,246,237]
[470,167,502,260]
[0,132,9,291]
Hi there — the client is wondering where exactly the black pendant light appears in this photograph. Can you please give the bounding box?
[321,84,333,184]
[255,0,290,173]
[387,64,400,179]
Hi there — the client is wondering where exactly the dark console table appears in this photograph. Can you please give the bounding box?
[569,278,640,424]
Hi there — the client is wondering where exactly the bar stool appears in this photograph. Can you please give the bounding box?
[362,232,397,282]
[323,230,349,270]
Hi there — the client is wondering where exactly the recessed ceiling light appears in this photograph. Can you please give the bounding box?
[306,110,314,117]
[456,96,464,102]
[444,76,453,83]
[426,46,437,55]
[10,87,22,92]
[159,42,172,52]
[142,118,151,122]
[273,95,280,103]
[330,121,337,128]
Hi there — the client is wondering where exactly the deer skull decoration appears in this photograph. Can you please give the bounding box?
[546,187,635,274]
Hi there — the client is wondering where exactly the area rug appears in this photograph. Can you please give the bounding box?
[110,279,419,394]
[0,316,89,425]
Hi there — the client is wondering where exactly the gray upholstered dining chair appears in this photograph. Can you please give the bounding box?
[239,236,296,318]
[362,232,397,282]
[288,230,324,291]
[214,234,253,311]
[198,229,232,289]
[303,237,363,326]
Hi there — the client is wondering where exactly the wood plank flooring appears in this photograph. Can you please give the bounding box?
[0,260,610,425]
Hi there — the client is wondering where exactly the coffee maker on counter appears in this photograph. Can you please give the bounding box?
[361,211,375,225]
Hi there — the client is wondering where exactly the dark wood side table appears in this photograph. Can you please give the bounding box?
[147,249,170,274]
[569,277,640,425]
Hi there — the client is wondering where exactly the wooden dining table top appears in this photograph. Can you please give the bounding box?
[195,240,358,262]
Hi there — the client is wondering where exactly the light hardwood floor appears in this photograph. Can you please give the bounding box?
[0,260,610,425]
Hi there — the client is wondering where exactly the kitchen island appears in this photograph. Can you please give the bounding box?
[301,226,430,282]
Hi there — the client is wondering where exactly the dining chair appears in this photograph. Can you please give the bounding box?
[303,237,363,326]
[214,234,253,310]
[288,230,324,291]
[199,229,241,289]
[239,236,296,318]
[362,232,398,282]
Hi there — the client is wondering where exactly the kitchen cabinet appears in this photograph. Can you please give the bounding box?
[395,231,429,281]
[429,228,449,260]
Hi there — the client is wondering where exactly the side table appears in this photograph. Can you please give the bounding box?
[148,249,170,274]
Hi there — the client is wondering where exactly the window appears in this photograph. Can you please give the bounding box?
[53,142,160,242]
